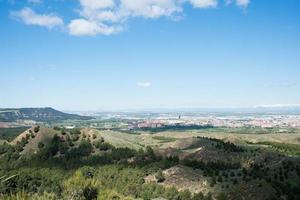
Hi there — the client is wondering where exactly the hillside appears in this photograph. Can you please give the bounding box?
[0,107,93,123]
[0,126,299,200]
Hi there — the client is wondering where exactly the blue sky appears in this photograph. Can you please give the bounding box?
[0,0,299,111]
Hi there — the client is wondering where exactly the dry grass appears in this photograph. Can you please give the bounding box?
[155,130,300,145]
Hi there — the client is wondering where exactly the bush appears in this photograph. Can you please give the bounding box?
[216,192,228,200]
[217,176,223,182]
[38,142,45,149]
[155,170,165,183]
[83,186,98,200]
[0,143,14,155]
[71,134,80,142]
[66,141,93,159]
[34,126,40,133]
[61,129,67,135]
[95,142,114,151]
[53,126,61,131]
[230,171,235,177]
[70,128,81,135]
[25,134,30,140]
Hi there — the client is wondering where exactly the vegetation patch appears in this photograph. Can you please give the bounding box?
[256,141,300,156]
[152,136,177,143]
[0,127,29,142]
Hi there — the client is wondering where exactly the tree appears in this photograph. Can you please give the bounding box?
[230,171,235,177]
[25,134,30,140]
[210,177,216,187]
[53,126,61,131]
[34,126,40,133]
[66,140,93,159]
[217,176,223,182]
[70,128,81,135]
[145,146,156,160]
[71,134,80,142]
[61,129,67,135]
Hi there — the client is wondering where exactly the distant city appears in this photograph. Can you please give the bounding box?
[67,107,300,130]
[90,113,300,130]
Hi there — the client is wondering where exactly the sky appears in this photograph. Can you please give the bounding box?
[0,0,300,111]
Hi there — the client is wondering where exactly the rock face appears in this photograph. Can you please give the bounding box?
[0,107,93,122]
[153,165,212,195]
[144,175,158,184]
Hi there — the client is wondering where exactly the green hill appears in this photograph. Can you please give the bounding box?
[0,107,93,123]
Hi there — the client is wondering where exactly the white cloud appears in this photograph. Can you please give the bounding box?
[137,81,152,88]
[11,7,63,29]
[226,0,250,8]
[69,0,222,35]
[188,0,218,8]
[80,0,115,10]
[11,0,250,36]
[28,0,42,3]
[120,0,182,18]
[68,19,121,36]
[236,0,250,7]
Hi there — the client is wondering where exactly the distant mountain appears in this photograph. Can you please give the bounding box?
[0,107,94,122]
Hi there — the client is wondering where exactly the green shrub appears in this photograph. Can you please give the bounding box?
[155,170,165,183]
[38,142,44,149]
[34,126,40,133]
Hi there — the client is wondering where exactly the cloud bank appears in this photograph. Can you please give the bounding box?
[11,0,250,36]
[11,7,63,29]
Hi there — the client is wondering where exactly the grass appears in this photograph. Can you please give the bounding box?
[90,130,144,149]
[85,128,300,152]
[256,142,300,156]
[152,136,177,143]
[156,129,300,146]
[199,127,299,135]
